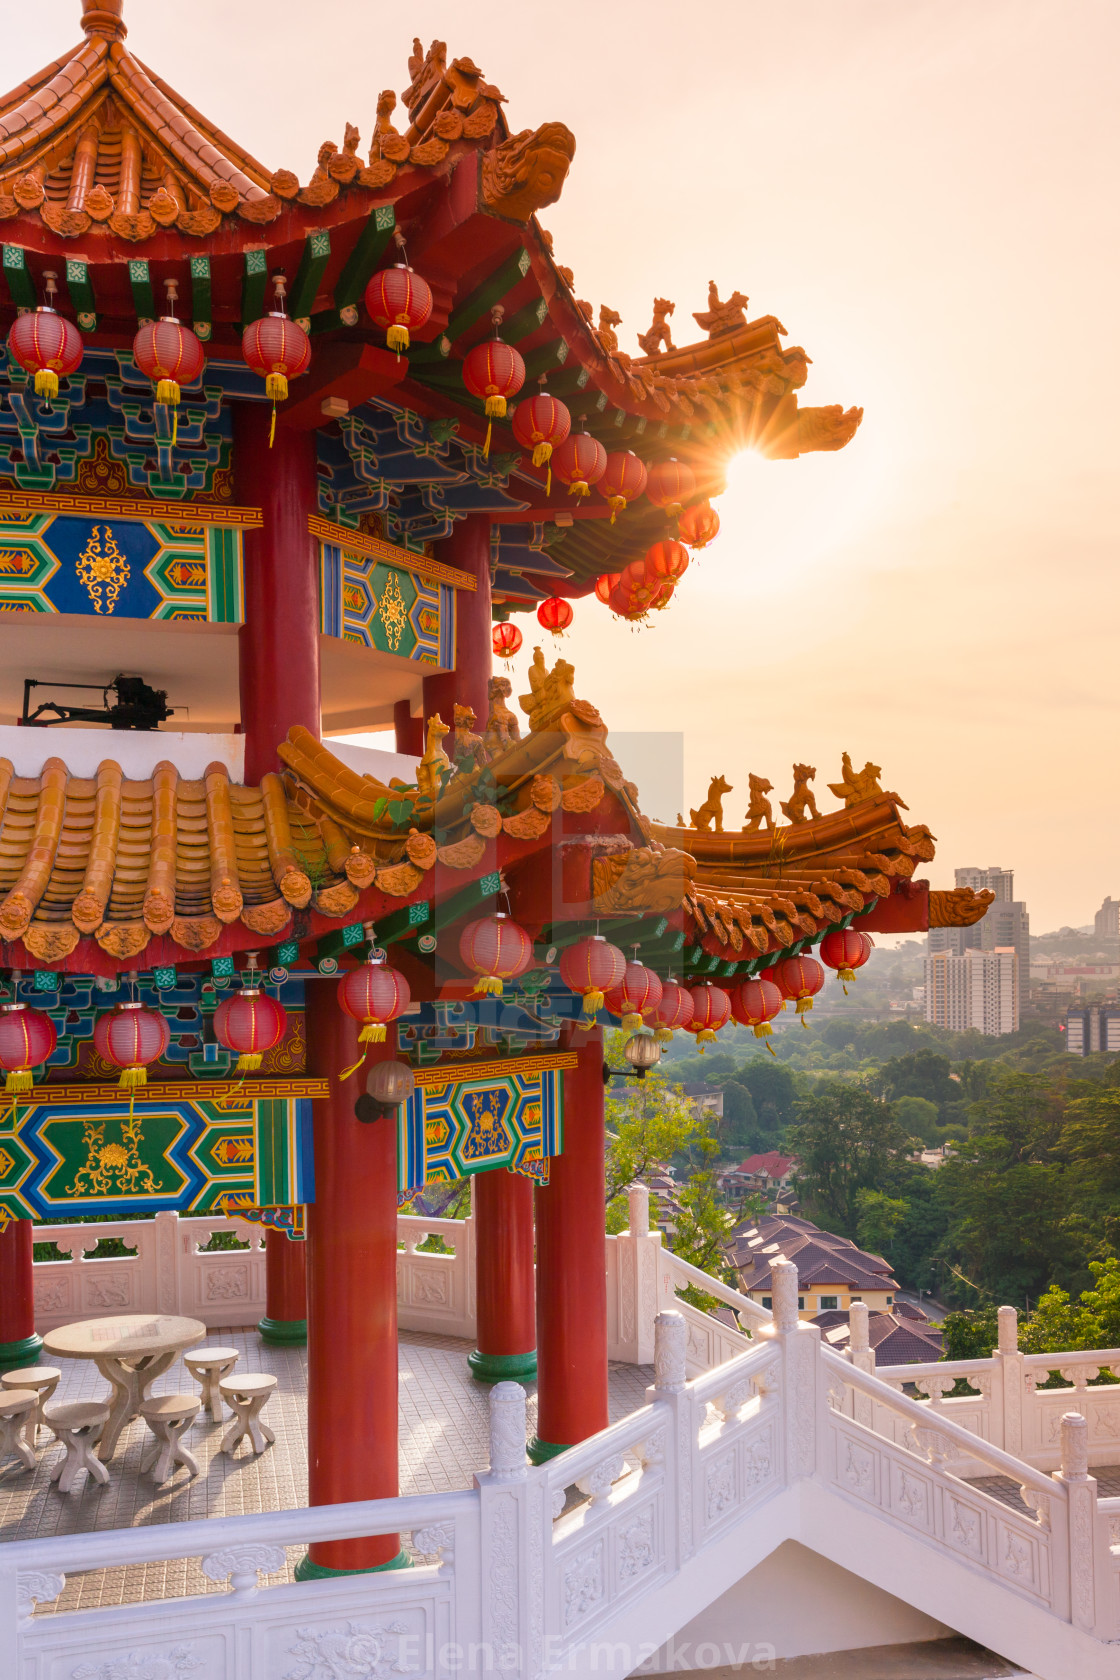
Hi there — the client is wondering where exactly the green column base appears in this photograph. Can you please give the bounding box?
[468,1348,537,1384]
[0,1332,43,1373]
[295,1549,411,1581]
[528,1435,570,1465]
[257,1316,307,1347]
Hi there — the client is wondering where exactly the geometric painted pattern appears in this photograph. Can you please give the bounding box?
[397,1062,564,1193]
[320,539,451,664]
[0,509,242,621]
[0,1092,312,1221]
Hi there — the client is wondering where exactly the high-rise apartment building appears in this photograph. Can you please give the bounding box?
[1095,898,1120,938]
[928,866,1028,988]
[925,946,1019,1036]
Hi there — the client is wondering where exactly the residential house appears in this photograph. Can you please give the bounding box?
[729,1213,899,1319]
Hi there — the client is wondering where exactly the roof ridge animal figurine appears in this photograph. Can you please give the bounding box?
[597,304,622,355]
[743,773,774,833]
[484,675,520,756]
[692,281,749,339]
[689,775,731,833]
[638,298,675,357]
[415,714,450,806]
[780,763,819,824]
[453,702,486,766]
[827,752,908,811]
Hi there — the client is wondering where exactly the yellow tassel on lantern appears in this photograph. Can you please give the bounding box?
[485,394,507,419]
[34,369,60,400]
[119,1065,148,1090]
[696,1028,718,1054]
[473,976,504,997]
[621,1012,642,1032]
[568,480,590,499]
[236,1051,264,1073]
[387,324,410,357]
[607,494,626,524]
[359,1023,388,1044]
[654,1026,673,1043]
[753,1022,773,1040]
[265,372,289,402]
[582,988,605,1017]
[156,378,181,405]
[5,1068,33,1094]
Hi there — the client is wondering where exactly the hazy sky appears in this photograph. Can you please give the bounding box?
[12,1,1119,931]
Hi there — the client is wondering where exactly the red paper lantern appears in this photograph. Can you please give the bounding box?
[606,961,663,1032]
[597,450,648,522]
[559,935,626,1018]
[685,984,731,1051]
[513,392,571,492]
[679,500,720,550]
[242,307,311,444]
[647,459,696,518]
[364,264,433,356]
[645,540,690,586]
[8,307,83,402]
[94,1002,170,1090]
[0,1003,57,1094]
[493,621,523,660]
[729,977,783,1051]
[608,575,663,620]
[772,955,825,1025]
[594,573,621,604]
[617,559,663,614]
[537,596,573,637]
[214,987,287,1073]
[652,979,694,1042]
[339,957,411,1044]
[820,927,873,991]
[551,432,607,500]
[459,913,534,997]
[133,318,204,411]
[463,335,525,455]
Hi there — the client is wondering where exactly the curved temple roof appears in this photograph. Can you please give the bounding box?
[0,652,987,981]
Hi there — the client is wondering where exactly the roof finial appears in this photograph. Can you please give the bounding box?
[81,0,127,41]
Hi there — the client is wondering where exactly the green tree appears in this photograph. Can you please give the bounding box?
[721,1080,759,1152]
[892,1094,941,1145]
[738,1059,798,1134]
[855,1187,909,1260]
[941,1306,1002,1361]
[786,1082,913,1235]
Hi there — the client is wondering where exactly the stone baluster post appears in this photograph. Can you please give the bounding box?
[994,1303,1023,1456]
[848,1299,874,1428]
[767,1259,820,1482]
[611,1183,661,1365]
[1055,1411,1101,1634]
[476,1382,540,1677]
[648,1309,694,1569]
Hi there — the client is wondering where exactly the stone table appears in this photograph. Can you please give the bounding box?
[43,1314,206,1460]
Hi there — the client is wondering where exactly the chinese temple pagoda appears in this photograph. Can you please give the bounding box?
[0,0,989,1580]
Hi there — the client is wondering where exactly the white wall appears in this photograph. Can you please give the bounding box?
[325,735,419,783]
[637,1540,952,1670]
[0,723,244,780]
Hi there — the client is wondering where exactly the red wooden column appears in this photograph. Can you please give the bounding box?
[0,1218,42,1372]
[233,401,319,1346]
[421,513,540,1385]
[422,512,492,729]
[393,699,423,757]
[297,980,405,1577]
[531,1023,609,1461]
[468,1168,537,1384]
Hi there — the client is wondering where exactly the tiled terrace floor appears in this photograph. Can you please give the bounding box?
[0,1327,652,1613]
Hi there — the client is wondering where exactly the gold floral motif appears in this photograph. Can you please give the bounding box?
[66,1115,160,1197]
[76,524,129,613]
[377,568,409,653]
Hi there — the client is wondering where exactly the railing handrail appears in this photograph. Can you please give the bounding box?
[1021,1347,1120,1370]
[827,1348,1065,1496]
[0,1487,477,1575]
[876,1359,994,1384]
[541,1399,665,1483]
[660,1249,771,1326]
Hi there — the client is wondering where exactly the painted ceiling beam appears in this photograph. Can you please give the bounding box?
[240,248,269,328]
[128,258,156,323]
[410,246,531,365]
[289,229,332,323]
[189,256,212,340]
[333,205,397,313]
[63,258,97,330]
[2,246,37,310]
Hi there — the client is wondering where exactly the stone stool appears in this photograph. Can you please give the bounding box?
[3,1366,62,1445]
[0,1388,39,1472]
[45,1401,110,1494]
[184,1346,239,1422]
[219,1373,277,1456]
[139,1393,201,1483]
